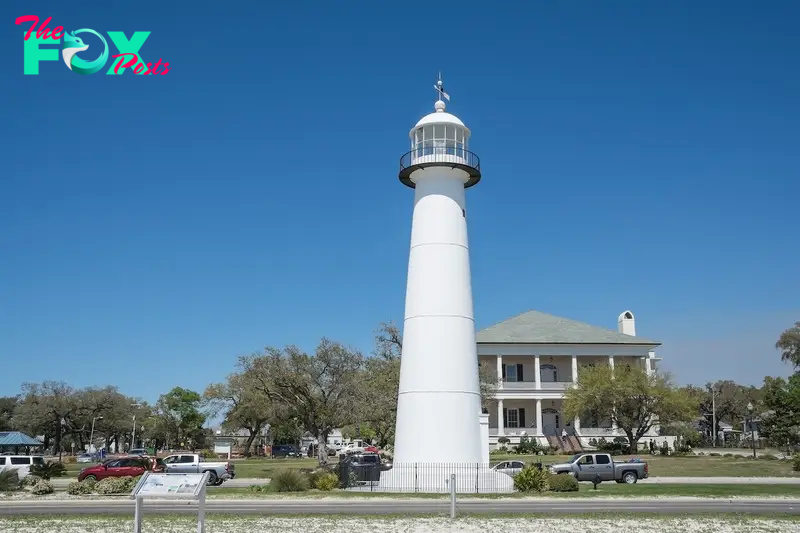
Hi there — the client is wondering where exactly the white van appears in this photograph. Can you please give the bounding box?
[0,455,45,478]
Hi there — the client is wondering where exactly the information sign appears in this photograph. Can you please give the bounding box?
[130,471,209,533]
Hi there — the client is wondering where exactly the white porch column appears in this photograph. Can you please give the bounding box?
[535,399,543,436]
[534,355,541,389]
[571,355,578,383]
[646,351,654,376]
[612,412,618,435]
[609,355,615,380]
[573,415,581,435]
[497,399,505,436]
[496,354,503,389]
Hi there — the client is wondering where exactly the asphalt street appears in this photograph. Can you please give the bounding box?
[1,498,799,516]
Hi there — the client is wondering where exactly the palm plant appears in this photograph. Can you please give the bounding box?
[29,461,67,480]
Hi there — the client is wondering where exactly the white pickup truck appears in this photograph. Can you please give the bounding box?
[161,453,235,486]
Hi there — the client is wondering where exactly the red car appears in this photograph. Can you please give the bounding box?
[78,455,164,482]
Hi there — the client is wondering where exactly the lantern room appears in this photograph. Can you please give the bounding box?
[399,99,481,189]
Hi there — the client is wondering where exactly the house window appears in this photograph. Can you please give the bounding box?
[506,409,519,428]
[506,364,517,382]
[502,363,524,382]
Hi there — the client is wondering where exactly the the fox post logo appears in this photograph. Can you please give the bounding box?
[16,15,171,75]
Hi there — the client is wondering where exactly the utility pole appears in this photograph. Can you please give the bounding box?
[89,416,103,455]
[130,402,142,451]
[711,388,717,448]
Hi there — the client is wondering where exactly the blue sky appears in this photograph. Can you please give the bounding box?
[2,0,798,404]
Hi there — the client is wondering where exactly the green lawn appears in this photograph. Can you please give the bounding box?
[61,454,799,479]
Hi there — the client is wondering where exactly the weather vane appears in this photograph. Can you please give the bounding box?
[434,72,450,102]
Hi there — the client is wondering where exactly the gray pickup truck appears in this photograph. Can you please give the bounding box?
[548,452,648,484]
[162,453,235,486]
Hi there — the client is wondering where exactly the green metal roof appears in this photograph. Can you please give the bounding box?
[0,431,43,446]
[476,310,661,345]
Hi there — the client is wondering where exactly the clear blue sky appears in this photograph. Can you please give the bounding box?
[2,0,798,403]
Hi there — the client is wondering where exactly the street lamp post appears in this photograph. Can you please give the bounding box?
[89,416,103,456]
[747,402,757,459]
[129,402,141,451]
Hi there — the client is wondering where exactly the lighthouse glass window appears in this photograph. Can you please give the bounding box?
[412,125,467,157]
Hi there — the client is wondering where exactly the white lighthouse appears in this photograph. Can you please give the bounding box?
[379,79,513,493]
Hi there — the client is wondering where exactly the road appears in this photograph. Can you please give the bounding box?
[1,498,800,516]
[51,476,800,489]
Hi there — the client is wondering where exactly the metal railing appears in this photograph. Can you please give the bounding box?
[339,461,515,494]
[399,146,480,172]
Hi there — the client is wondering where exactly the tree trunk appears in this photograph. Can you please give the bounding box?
[624,429,639,454]
[243,432,257,457]
[316,431,329,466]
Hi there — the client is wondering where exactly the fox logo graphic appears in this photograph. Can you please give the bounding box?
[61,29,108,75]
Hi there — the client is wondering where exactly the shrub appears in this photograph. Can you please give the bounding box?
[21,474,40,487]
[709,452,721,457]
[315,473,338,491]
[82,477,97,491]
[547,473,579,492]
[66,481,94,495]
[62,455,77,464]
[94,477,132,495]
[305,466,336,488]
[723,453,733,458]
[515,436,546,455]
[271,469,310,492]
[792,454,800,472]
[0,470,21,492]
[761,454,777,460]
[31,480,54,495]
[248,484,270,493]
[29,462,67,480]
[199,449,218,459]
[513,465,549,493]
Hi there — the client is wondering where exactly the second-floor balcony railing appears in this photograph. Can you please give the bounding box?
[499,381,574,390]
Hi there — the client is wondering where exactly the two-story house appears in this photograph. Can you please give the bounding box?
[477,309,661,449]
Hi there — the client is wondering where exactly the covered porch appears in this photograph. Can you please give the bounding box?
[487,399,618,446]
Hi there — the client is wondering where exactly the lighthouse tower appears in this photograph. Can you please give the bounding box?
[379,79,513,493]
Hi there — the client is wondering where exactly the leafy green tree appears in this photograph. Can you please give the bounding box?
[777,321,800,369]
[205,367,275,457]
[683,380,762,442]
[563,363,698,452]
[0,397,18,431]
[243,338,365,465]
[13,381,76,454]
[759,375,800,451]
[154,387,206,450]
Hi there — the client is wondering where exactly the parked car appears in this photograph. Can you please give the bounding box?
[128,448,148,456]
[271,445,300,458]
[491,460,526,477]
[339,439,378,457]
[548,452,649,484]
[161,453,235,486]
[338,452,391,486]
[76,453,96,463]
[78,455,163,482]
[0,455,46,478]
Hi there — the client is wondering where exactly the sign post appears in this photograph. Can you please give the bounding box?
[130,471,210,533]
